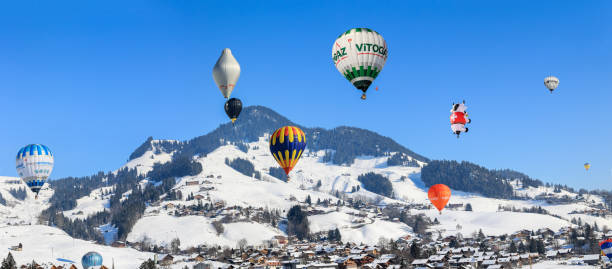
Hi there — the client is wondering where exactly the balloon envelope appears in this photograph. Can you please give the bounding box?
[428,184,451,213]
[600,239,612,259]
[82,251,103,269]
[269,126,306,181]
[544,76,559,92]
[16,144,54,195]
[584,163,591,171]
[213,48,241,99]
[225,98,243,123]
[332,28,388,100]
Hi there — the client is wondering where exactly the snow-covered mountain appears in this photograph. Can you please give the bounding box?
[0,106,609,267]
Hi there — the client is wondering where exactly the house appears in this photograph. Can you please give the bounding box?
[159,254,174,266]
[266,259,282,269]
[581,254,600,265]
[191,253,206,262]
[186,180,199,186]
[9,243,22,251]
[194,194,205,200]
[111,241,126,248]
[411,259,429,267]
[337,258,358,269]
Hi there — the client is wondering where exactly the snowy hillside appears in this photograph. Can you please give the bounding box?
[123,135,611,248]
[0,106,610,268]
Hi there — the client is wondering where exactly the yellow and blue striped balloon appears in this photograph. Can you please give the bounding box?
[269,126,306,181]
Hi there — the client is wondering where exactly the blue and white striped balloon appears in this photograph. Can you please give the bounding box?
[15,144,54,196]
[82,251,103,269]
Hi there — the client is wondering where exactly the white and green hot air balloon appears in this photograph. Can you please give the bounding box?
[16,144,54,198]
[332,28,388,100]
[213,48,241,99]
[544,76,559,93]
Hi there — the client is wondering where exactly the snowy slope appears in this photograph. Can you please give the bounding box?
[117,139,177,176]
[0,225,153,268]
[0,176,53,225]
[63,186,113,220]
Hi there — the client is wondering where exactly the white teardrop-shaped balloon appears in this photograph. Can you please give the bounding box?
[544,76,559,92]
[332,28,388,100]
[213,48,241,99]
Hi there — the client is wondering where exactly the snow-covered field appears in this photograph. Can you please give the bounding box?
[127,215,283,249]
[0,225,154,268]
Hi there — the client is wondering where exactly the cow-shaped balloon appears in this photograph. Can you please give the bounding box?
[450,101,471,138]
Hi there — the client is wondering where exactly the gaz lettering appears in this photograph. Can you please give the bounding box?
[333,47,347,61]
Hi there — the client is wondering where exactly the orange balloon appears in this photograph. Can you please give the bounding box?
[428,184,451,213]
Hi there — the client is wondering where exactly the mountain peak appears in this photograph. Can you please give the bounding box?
[130,105,427,166]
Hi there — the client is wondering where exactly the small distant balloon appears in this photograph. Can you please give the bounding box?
[544,76,559,93]
[584,163,591,171]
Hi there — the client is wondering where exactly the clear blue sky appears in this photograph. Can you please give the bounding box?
[0,1,610,189]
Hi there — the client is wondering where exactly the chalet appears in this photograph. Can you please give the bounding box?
[411,259,428,267]
[111,241,125,248]
[558,248,572,257]
[9,243,22,251]
[165,203,175,209]
[159,254,174,266]
[100,266,108,269]
[194,194,205,200]
[191,253,206,262]
[266,259,282,269]
[364,246,378,256]
[581,254,600,265]
[186,180,200,186]
[337,258,358,269]
[545,250,558,259]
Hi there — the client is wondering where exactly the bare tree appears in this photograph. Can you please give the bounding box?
[237,238,248,250]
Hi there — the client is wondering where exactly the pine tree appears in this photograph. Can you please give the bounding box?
[410,242,420,259]
[305,195,312,205]
[1,252,16,269]
[509,241,517,253]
